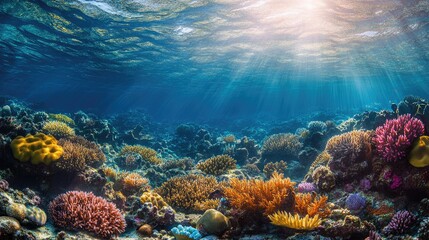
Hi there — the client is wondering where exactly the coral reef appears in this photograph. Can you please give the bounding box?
[120,145,162,164]
[42,120,75,138]
[49,191,126,238]
[196,154,236,175]
[263,160,287,178]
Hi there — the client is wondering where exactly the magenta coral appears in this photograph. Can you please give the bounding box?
[374,114,424,162]
[49,191,126,238]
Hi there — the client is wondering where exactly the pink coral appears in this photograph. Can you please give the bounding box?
[374,114,424,162]
[49,191,126,238]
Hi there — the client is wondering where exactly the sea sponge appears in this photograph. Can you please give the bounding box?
[120,145,162,164]
[408,136,429,167]
[55,136,106,172]
[268,211,321,230]
[312,166,335,191]
[196,209,230,236]
[155,175,223,212]
[223,172,295,216]
[196,155,236,176]
[263,160,287,178]
[42,121,75,138]
[374,114,425,162]
[261,133,302,162]
[140,191,168,209]
[10,133,63,165]
[49,113,75,126]
[49,191,126,238]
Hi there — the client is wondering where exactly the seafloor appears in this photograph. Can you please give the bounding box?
[1,95,429,240]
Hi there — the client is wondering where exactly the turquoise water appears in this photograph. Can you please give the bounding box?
[1,0,428,122]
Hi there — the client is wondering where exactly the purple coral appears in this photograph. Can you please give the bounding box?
[297,182,317,193]
[359,179,371,192]
[374,114,424,162]
[384,170,402,190]
[383,210,416,235]
[0,179,9,191]
[345,193,366,213]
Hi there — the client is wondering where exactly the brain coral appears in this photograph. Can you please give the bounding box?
[374,114,424,162]
[140,191,168,209]
[196,154,236,175]
[261,133,302,163]
[49,191,126,238]
[155,175,223,212]
[42,121,75,138]
[55,136,106,172]
[10,133,63,165]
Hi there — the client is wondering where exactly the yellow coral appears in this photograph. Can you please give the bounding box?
[49,113,75,126]
[268,211,321,230]
[42,121,75,138]
[195,199,220,211]
[120,145,162,164]
[196,155,236,176]
[140,191,168,209]
[102,167,117,180]
[10,133,63,165]
[408,136,429,167]
[155,175,224,212]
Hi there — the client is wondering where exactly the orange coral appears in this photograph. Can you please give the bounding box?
[122,173,149,191]
[294,193,330,218]
[367,204,395,217]
[223,172,295,216]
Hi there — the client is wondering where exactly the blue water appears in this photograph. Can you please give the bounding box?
[1,0,429,122]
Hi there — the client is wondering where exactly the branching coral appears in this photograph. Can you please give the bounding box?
[121,172,149,192]
[383,210,416,235]
[42,121,75,138]
[194,199,220,212]
[223,172,295,216]
[374,114,424,162]
[55,136,106,172]
[294,193,331,218]
[263,160,287,178]
[120,145,162,164]
[196,155,236,175]
[155,175,223,212]
[49,191,126,238]
[49,113,75,126]
[268,211,321,230]
[261,133,302,162]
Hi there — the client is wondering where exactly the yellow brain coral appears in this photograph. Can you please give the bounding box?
[408,136,429,167]
[268,211,321,230]
[140,191,168,209]
[42,121,75,138]
[196,155,236,175]
[10,133,63,165]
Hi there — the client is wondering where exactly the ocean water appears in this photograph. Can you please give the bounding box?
[1,1,429,240]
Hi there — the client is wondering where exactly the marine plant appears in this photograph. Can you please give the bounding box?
[374,114,424,162]
[196,154,236,176]
[155,175,223,212]
[10,133,63,165]
[49,191,126,238]
[261,133,302,162]
[268,211,321,230]
[42,120,75,138]
[120,145,162,164]
[223,172,295,217]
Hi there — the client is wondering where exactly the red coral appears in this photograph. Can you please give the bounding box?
[49,191,126,238]
[374,114,424,162]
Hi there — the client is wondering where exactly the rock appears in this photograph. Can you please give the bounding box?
[0,216,21,236]
[196,209,230,236]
